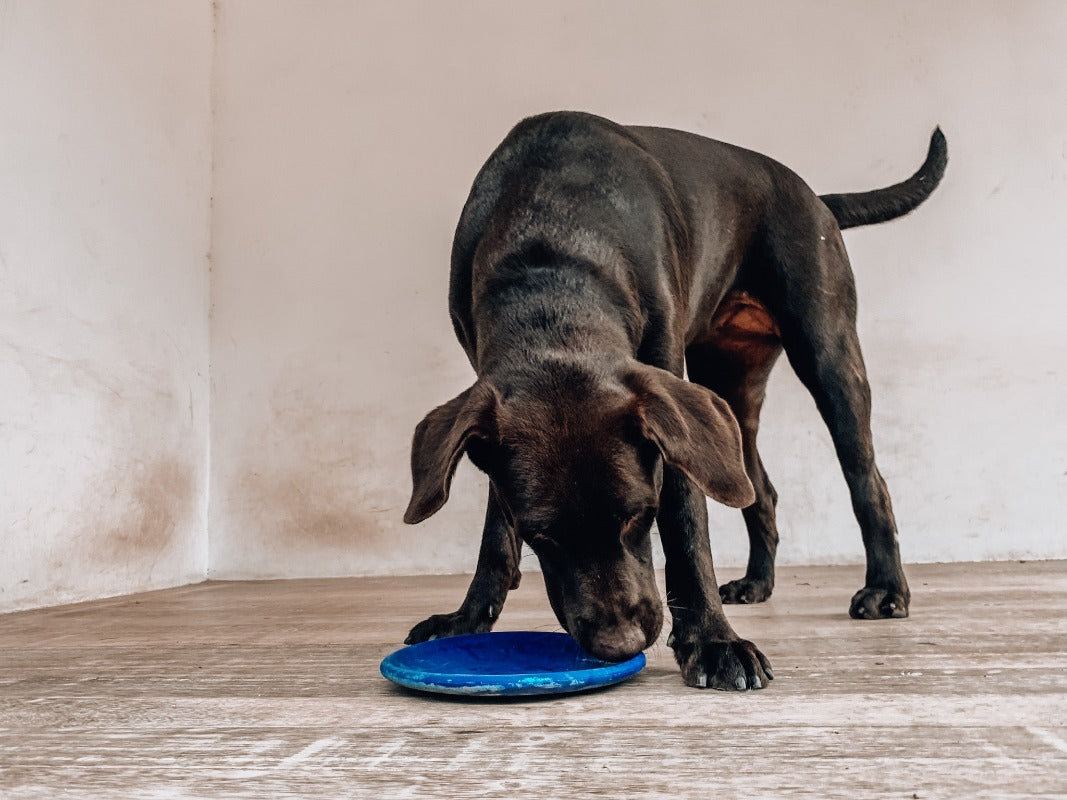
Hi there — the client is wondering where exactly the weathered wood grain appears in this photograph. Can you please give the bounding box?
[1,561,1065,798]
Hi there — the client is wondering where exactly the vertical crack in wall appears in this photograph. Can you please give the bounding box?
[204,0,221,578]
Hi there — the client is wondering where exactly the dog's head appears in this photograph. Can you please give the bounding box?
[404,361,754,662]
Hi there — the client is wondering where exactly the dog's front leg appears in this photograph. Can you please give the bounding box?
[657,466,773,690]
[405,485,521,644]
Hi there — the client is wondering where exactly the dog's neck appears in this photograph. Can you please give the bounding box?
[472,260,642,377]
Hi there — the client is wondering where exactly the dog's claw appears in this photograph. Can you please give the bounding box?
[666,632,676,648]
[850,586,910,620]
[406,606,499,644]
[675,637,772,691]
[487,605,496,619]
[719,577,774,605]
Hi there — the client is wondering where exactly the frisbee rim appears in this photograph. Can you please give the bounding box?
[379,630,647,696]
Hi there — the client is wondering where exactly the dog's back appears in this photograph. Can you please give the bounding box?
[448,111,946,366]
[448,111,804,364]
[448,112,671,361]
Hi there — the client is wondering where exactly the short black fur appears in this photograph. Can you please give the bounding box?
[405,111,947,690]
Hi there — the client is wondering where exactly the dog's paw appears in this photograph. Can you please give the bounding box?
[719,577,773,604]
[670,633,773,691]
[404,607,496,645]
[849,586,909,619]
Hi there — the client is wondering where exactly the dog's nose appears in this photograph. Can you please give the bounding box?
[584,625,647,663]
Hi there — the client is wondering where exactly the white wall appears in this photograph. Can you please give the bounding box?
[208,0,1067,580]
[0,2,213,611]
[5,2,1063,610]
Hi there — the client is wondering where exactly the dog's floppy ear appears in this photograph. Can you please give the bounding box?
[404,381,498,524]
[625,366,755,508]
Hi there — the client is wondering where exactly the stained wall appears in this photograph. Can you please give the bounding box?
[0,2,213,610]
[209,1,1067,579]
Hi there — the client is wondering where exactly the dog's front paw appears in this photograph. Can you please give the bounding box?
[849,586,909,619]
[404,607,496,645]
[670,632,773,690]
[719,576,773,604]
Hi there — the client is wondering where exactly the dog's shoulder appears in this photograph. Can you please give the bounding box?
[507,110,626,141]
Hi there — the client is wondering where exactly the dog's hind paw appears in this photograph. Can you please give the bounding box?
[719,577,773,605]
[849,586,909,620]
[671,635,773,691]
[404,608,494,645]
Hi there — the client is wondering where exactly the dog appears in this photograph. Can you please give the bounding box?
[402,111,947,690]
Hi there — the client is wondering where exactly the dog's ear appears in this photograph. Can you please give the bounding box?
[404,381,499,524]
[625,366,755,508]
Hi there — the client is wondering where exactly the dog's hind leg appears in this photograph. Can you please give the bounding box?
[404,485,522,643]
[687,300,784,604]
[764,213,910,619]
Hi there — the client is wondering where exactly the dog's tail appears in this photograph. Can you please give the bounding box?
[819,128,947,230]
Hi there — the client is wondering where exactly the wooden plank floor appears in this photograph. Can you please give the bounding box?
[1,561,1065,799]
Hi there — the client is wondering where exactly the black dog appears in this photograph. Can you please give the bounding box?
[404,112,946,690]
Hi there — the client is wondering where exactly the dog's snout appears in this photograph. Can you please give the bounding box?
[572,604,659,663]
[553,560,663,663]
[586,625,647,662]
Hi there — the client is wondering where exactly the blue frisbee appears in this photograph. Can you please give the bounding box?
[380,631,646,697]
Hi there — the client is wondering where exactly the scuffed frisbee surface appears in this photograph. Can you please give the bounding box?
[380,631,646,696]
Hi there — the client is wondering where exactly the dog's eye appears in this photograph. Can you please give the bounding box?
[620,506,656,541]
[625,506,656,528]
[618,507,656,558]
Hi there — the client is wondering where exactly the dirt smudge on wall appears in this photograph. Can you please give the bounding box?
[93,457,198,570]
[234,465,392,553]
[49,455,200,581]
[221,373,405,570]
[212,346,495,578]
